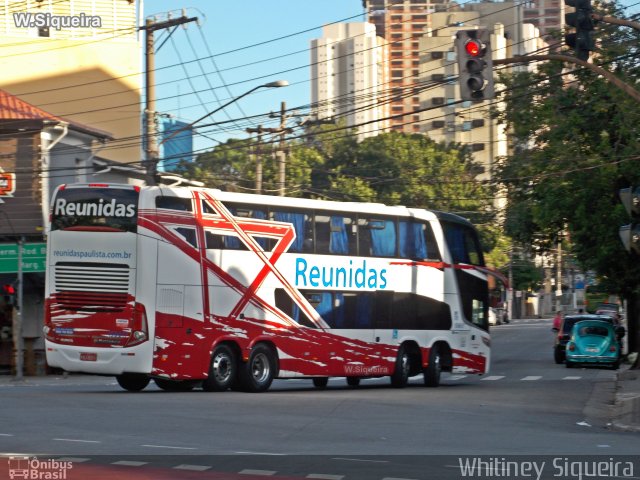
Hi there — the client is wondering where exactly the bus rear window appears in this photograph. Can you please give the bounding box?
[51,187,139,233]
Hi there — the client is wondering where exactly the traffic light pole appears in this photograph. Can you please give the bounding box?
[494,54,640,104]
[14,237,23,381]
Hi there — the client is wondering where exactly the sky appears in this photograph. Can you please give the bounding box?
[144,1,365,155]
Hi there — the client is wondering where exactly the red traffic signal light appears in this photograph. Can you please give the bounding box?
[465,39,482,57]
[3,284,15,295]
[455,29,494,101]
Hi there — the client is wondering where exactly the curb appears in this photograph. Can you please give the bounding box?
[610,369,640,432]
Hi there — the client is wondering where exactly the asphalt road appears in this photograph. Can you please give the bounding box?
[2,318,639,479]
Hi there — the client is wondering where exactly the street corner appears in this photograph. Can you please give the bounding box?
[610,367,640,432]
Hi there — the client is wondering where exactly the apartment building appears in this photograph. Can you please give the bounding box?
[310,23,389,140]
[0,0,143,164]
[418,6,547,187]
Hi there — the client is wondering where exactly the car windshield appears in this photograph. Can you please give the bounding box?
[578,325,609,337]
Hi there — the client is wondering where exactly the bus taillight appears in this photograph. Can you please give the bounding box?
[43,298,53,338]
[126,302,149,347]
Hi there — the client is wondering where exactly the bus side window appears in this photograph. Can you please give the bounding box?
[314,215,331,254]
[399,221,442,261]
[272,211,309,253]
[175,227,197,248]
[359,218,396,257]
[205,231,224,249]
[274,289,317,328]
[157,196,193,211]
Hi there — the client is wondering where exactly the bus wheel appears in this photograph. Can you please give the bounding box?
[313,377,329,389]
[203,344,237,392]
[424,345,442,387]
[346,376,360,388]
[239,344,276,393]
[154,378,195,392]
[390,346,411,388]
[116,373,150,392]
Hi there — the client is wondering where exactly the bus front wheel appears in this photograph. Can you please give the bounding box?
[116,373,150,392]
[203,344,238,392]
[424,345,442,387]
[239,344,276,393]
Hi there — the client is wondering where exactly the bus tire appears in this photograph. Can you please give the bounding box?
[313,377,329,389]
[424,345,442,387]
[203,344,237,392]
[390,345,411,388]
[154,378,195,392]
[346,376,360,387]
[239,344,276,393]
[116,373,150,392]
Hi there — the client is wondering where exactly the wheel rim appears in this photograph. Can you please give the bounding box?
[434,352,441,375]
[251,352,270,384]
[401,353,410,379]
[213,352,232,384]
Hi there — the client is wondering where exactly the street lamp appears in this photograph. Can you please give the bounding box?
[146,80,289,185]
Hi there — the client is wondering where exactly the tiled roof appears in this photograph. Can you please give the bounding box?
[0,88,64,122]
[0,88,112,139]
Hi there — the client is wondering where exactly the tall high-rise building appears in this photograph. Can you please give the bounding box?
[0,0,143,163]
[310,23,389,140]
[363,0,438,134]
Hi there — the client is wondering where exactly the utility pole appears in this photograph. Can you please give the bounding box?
[246,125,265,194]
[141,14,197,186]
[270,102,293,197]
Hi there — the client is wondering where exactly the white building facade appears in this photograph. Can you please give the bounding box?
[310,23,389,140]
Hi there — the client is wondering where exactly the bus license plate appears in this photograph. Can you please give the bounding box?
[80,353,97,361]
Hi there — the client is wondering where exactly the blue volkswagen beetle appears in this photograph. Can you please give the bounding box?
[565,320,624,369]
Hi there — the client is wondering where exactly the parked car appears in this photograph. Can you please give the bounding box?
[594,303,621,324]
[552,314,616,364]
[565,319,624,369]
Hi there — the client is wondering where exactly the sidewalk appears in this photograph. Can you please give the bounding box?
[611,366,640,432]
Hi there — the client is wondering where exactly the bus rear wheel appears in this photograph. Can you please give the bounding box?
[238,344,276,393]
[203,344,237,392]
[116,373,150,392]
[424,345,442,387]
[390,346,411,388]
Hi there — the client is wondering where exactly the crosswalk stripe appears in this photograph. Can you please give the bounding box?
[521,376,542,381]
[481,375,505,381]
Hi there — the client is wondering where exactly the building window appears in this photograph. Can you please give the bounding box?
[472,143,485,152]
[471,119,485,128]
[431,51,444,60]
[431,97,445,106]
[432,120,445,129]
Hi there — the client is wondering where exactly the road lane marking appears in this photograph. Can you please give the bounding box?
[53,438,100,443]
[448,375,467,380]
[0,434,14,437]
[112,461,148,467]
[234,451,286,456]
[521,376,542,381]
[239,469,276,476]
[563,376,581,380]
[306,475,345,480]
[174,464,212,471]
[481,376,504,381]
[57,457,90,463]
[141,444,197,450]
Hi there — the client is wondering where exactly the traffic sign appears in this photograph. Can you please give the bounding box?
[0,173,15,196]
[0,243,46,273]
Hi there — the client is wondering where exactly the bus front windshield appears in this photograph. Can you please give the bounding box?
[51,187,139,233]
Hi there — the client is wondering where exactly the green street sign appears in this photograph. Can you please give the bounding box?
[0,243,46,273]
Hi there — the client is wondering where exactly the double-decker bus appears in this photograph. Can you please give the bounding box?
[44,183,491,392]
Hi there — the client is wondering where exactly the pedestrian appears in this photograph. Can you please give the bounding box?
[553,311,562,330]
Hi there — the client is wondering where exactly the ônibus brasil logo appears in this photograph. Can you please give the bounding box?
[7,456,73,479]
[54,198,136,218]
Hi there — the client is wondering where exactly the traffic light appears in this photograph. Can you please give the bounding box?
[2,284,15,306]
[619,186,640,254]
[455,29,494,101]
[565,0,595,61]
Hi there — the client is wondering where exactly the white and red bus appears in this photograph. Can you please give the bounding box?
[44,183,491,392]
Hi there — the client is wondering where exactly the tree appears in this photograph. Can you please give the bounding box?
[496,0,640,365]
